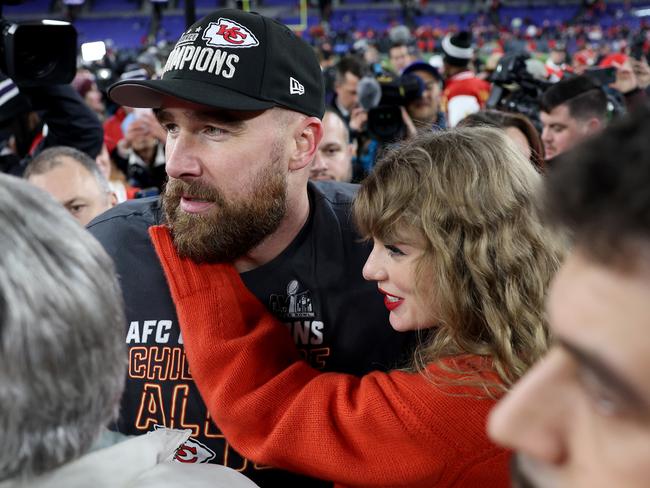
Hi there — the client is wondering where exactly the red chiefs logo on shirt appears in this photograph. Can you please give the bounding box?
[203,18,259,48]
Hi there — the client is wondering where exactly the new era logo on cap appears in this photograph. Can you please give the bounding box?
[290,77,304,95]
[203,18,259,48]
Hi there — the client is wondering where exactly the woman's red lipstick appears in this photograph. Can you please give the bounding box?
[379,288,404,311]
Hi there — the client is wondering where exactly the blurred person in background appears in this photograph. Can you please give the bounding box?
[440,31,491,127]
[459,109,545,172]
[0,173,259,488]
[388,42,417,74]
[114,108,167,193]
[24,146,117,226]
[545,41,569,82]
[310,110,354,183]
[72,69,107,122]
[488,104,650,488]
[330,55,367,133]
[95,138,143,202]
[539,75,607,162]
[571,48,597,75]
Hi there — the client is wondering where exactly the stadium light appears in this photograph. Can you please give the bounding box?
[81,41,106,63]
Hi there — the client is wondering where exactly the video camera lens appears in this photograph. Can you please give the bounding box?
[0,19,77,86]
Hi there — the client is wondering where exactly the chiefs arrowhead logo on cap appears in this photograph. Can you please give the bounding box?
[203,18,259,48]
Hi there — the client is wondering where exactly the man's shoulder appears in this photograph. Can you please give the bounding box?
[87,197,163,251]
[310,180,358,208]
[88,196,163,230]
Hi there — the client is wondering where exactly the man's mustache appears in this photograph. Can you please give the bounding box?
[164,179,223,203]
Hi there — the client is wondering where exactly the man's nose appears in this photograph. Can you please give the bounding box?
[312,152,328,172]
[165,133,202,180]
[488,350,571,467]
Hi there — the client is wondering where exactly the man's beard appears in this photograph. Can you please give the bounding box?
[162,150,287,263]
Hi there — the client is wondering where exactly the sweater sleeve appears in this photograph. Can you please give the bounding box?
[149,225,509,488]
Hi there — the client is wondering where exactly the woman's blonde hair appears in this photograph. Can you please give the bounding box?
[354,127,564,390]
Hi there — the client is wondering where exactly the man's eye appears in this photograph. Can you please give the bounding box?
[163,123,179,134]
[68,205,85,215]
[204,126,225,136]
[577,366,623,417]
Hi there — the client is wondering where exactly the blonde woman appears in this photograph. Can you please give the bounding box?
[149,127,564,487]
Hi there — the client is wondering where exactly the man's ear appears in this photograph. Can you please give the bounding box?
[348,138,358,158]
[289,117,323,171]
[585,116,603,135]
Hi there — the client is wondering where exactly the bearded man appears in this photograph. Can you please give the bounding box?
[88,9,414,488]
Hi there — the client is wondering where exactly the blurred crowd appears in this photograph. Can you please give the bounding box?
[2,4,647,210]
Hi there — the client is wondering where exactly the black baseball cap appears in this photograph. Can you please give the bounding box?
[402,61,442,82]
[109,9,325,118]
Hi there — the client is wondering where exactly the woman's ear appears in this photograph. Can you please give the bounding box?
[289,117,323,171]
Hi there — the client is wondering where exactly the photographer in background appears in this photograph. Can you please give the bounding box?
[351,70,425,179]
[0,15,103,177]
[0,75,103,176]
[402,61,446,130]
[539,75,608,163]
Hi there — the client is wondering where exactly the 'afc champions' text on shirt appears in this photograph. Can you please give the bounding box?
[124,319,331,456]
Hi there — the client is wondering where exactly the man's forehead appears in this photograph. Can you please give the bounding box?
[29,161,99,200]
[549,249,650,368]
[157,101,267,123]
[541,104,574,123]
[342,72,359,84]
[33,157,92,180]
[323,112,346,133]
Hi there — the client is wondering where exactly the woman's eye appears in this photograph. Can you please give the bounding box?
[385,244,406,257]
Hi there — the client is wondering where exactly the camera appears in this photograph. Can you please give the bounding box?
[486,53,552,132]
[357,72,423,142]
[584,66,617,86]
[0,10,77,86]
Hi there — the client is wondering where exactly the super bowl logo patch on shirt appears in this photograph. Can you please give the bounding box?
[203,18,259,48]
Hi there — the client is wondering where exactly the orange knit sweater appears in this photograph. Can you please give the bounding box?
[150,225,510,488]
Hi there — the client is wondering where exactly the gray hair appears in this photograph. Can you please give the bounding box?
[0,173,126,481]
[24,146,112,195]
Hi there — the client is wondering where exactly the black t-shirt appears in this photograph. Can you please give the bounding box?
[88,181,416,487]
